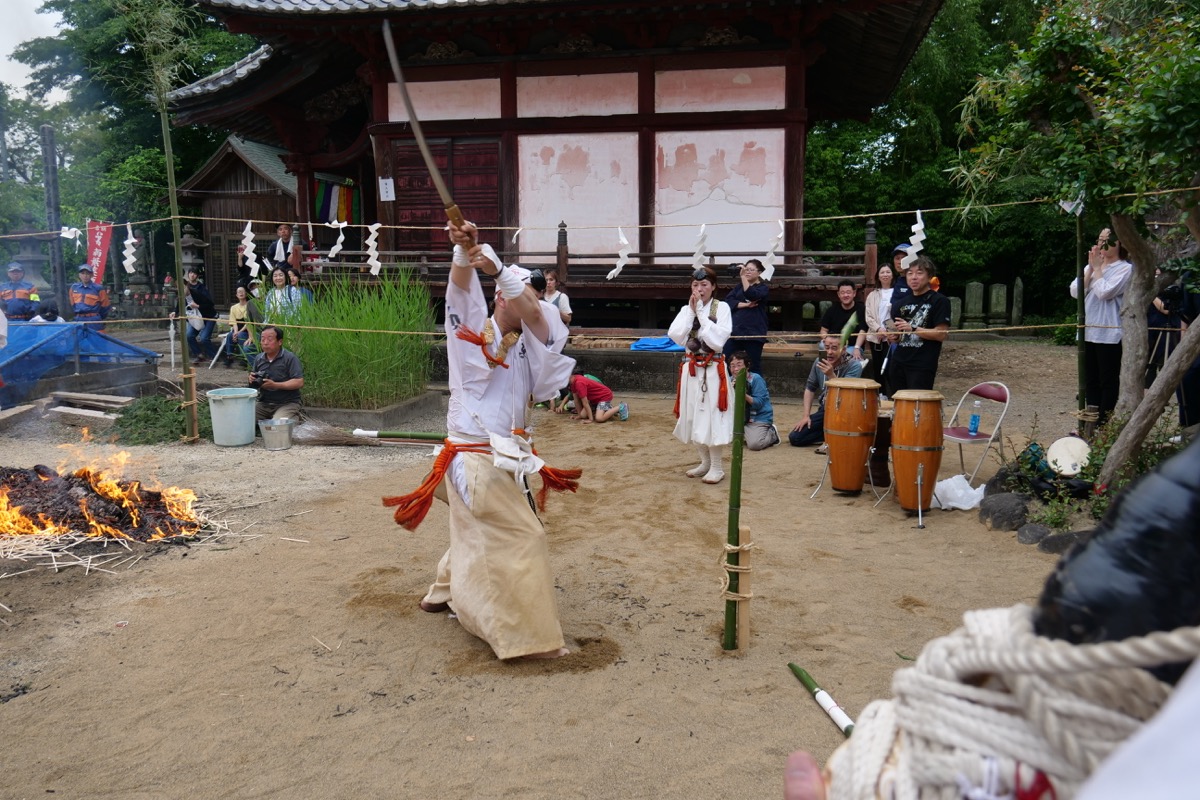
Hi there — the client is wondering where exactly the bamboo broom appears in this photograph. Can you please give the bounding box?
[292,419,438,447]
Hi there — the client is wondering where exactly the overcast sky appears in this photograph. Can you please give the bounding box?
[2,1,62,93]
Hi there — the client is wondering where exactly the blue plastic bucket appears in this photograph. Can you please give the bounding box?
[206,388,258,446]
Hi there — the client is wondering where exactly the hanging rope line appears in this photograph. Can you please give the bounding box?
[3,185,1198,242]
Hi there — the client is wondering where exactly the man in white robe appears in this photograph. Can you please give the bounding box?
[386,221,576,660]
[668,266,734,484]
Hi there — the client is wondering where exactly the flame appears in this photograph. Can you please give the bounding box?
[0,489,70,536]
[2,452,201,542]
[161,486,198,524]
[75,466,143,528]
[78,496,133,540]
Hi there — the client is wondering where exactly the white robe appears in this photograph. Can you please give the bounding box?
[668,298,734,446]
[424,257,575,659]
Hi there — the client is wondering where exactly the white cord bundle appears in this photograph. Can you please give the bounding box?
[826,604,1200,800]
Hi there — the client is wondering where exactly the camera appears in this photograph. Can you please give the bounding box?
[1160,284,1184,314]
[249,373,264,389]
[727,262,744,276]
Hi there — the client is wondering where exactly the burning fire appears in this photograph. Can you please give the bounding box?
[0,452,200,542]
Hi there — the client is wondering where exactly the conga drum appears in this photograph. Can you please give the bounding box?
[890,390,944,512]
[824,378,880,493]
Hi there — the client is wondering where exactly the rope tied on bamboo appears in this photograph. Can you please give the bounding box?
[718,541,756,602]
[823,604,1200,800]
[1073,407,1101,423]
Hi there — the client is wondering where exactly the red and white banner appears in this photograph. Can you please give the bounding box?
[87,220,114,283]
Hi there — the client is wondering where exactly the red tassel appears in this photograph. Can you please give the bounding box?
[717,356,728,412]
[455,324,509,368]
[381,441,489,531]
[1014,766,1057,800]
[535,465,583,511]
[673,364,682,419]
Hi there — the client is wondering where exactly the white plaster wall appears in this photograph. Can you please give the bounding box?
[388,79,502,122]
[517,133,640,257]
[654,129,785,260]
[655,67,785,113]
[517,73,638,118]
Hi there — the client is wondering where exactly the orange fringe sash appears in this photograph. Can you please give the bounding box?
[455,321,520,369]
[382,439,583,531]
[673,353,729,418]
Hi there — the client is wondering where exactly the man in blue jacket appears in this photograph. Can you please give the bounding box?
[1,263,37,321]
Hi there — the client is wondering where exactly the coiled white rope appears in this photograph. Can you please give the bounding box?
[825,604,1200,800]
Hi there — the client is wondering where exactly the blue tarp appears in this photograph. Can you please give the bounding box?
[0,322,160,406]
[630,336,684,352]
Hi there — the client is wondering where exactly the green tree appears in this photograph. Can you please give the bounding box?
[804,0,1077,316]
[11,0,254,217]
[954,0,1200,485]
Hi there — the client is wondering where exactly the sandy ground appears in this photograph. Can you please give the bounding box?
[0,338,1076,799]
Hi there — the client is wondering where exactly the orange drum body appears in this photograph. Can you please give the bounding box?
[890,390,944,512]
[824,378,880,493]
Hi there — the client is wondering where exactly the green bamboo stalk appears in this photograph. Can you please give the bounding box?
[354,430,445,441]
[788,663,855,737]
[723,367,747,651]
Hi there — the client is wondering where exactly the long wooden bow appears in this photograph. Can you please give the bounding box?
[381,20,467,229]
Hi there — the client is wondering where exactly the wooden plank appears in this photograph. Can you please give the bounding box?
[47,406,119,429]
[50,391,136,410]
[0,404,36,433]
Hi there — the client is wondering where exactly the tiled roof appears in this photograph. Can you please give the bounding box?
[229,137,350,190]
[168,45,272,101]
[201,0,550,13]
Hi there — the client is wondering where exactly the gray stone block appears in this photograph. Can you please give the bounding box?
[978,492,1030,531]
[1038,530,1082,554]
[1017,523,1051,545]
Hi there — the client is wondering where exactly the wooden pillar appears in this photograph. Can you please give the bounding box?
[863,218,878,289]
[638,57,655,259]
[785,48,809,252]
[556,221,568,281]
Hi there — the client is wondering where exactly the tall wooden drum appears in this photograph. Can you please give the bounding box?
[890,390,944,512]
[824,378,880,493]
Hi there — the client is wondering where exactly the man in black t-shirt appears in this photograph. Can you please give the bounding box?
[819,280,867,361]
[887,256,951,392]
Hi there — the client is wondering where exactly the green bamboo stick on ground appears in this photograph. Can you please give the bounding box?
[788,663,855,737]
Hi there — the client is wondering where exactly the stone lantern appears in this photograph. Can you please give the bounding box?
[9,212,55,295]
[170,224,211,277]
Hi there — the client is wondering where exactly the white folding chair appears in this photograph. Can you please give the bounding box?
[943,381,1010,485]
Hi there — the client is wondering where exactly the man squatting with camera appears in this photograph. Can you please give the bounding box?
[250,325,304,422]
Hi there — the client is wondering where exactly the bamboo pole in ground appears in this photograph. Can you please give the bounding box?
[736,523,751,646]
[723,368,747,650]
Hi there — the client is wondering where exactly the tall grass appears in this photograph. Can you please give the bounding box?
[289,272,434,409]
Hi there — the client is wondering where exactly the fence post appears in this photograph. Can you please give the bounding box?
[864,218,877,288]
[557,221,569,283]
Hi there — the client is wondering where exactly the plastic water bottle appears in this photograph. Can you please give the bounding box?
[968,400,982,436]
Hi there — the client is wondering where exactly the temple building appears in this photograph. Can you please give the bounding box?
[172,0,943,323]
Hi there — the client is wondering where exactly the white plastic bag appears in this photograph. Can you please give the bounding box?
[185,306,205,332]
[931,474,985,510]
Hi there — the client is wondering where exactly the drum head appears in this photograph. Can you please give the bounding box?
[826,378,880,390]
[891,390,945,401]
[1047,437,1090,477]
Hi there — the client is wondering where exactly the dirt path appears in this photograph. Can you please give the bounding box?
[0,337,1074,799]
